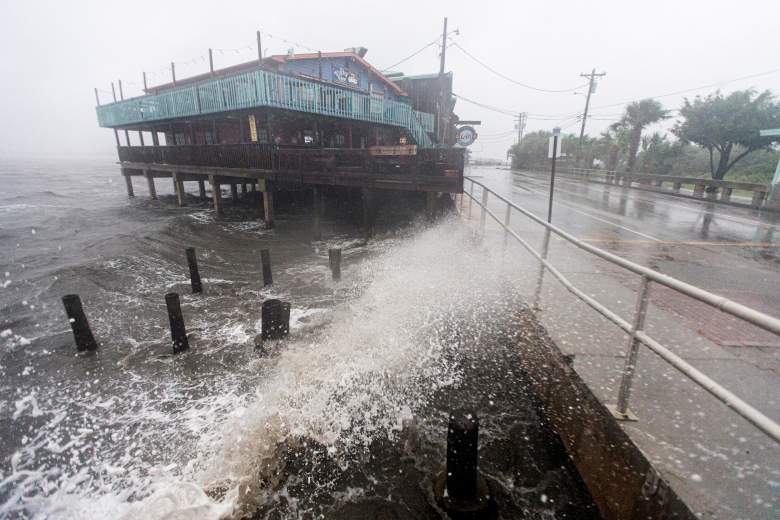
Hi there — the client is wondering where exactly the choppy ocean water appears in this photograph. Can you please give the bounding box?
[0,158,597,519]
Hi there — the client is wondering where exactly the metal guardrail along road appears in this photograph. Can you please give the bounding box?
[461,176,780,444]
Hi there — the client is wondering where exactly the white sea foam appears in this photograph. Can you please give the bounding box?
[3,218,510,519]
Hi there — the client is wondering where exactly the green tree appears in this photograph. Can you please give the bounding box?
[672,89,780,181]
[616,99,669,172]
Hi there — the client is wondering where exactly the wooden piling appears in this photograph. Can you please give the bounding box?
[263,189,274,228]
[198,180,206,199]
[434,410,493,515]
[185,247,202,293]
[165,292,189,354]
[173,173,186,206]
[230,183,238,201]
[145,170,157,200]
[123,172,135,197]
[328,248,341,281]
[209,175,222,214]
[241,183,247,195]
[62,294,98,351]
[260,249,273,286]
[261,299,290,340]
[313,186,322,240]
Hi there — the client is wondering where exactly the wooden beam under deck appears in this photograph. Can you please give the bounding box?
[117,162,462,194]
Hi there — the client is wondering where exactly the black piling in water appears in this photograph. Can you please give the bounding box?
[62,294,98,351]
[165,292,189,354]
[261,299,290,340]
[434,410,494,518]
[447,411,480,501]
[328,248,342,281]
[185,247,202,294]
[260,249,273,286]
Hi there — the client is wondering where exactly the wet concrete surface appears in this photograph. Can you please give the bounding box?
[460,166,780,519]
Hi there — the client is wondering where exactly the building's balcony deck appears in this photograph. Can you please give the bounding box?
[97,68,436,148]
[118,144,464,193]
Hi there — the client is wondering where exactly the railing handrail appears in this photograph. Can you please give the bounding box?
[96,68,436,146]
[552,166,772,191]
[463,176,780,443]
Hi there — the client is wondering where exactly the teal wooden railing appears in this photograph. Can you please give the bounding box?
[96,69,436,148]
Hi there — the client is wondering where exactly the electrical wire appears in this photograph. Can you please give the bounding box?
[381,37,441,72]
[451,42,589,93]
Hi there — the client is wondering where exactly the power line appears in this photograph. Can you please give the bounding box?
[587,67,780,111]
[381,37,441,72]
[451,42,589,93]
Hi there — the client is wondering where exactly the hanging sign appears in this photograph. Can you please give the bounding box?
[248,115,258,142]
[333,67,359,86]
[456,126,478,147]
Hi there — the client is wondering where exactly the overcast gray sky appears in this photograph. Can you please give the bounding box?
[1,0,779,160]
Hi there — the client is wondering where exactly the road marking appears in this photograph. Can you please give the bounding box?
[515,170,779,230]
[582,238,780,248]
[508,182,664,242]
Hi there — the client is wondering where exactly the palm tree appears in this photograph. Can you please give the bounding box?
[617,99,669,172]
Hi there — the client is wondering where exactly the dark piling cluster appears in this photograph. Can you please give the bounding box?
[60,244,350,355]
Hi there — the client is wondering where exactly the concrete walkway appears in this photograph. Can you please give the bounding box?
[461,167,780,519]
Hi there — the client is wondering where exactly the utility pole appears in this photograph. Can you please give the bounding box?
[576,68,606,166]
[438,17,448,146]
[515,112,527,144]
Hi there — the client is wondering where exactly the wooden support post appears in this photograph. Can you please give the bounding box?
[261,249,273,286]
[263,189,274,228]
[185,247,202,293]
[230,183,238,201]
[751,190,767,208]
[165,292,189,354]
[693,184,705,198]
[62,294,98,351]
[720,187,733,202]
[209,175,222,214]
[313,186,322,240]
[151,129,159,146]
[123,171,135,197]
[261,299,290,340]
[138,131,145,146]
[241,183,247,195]
[673,181,682,193]
[113,129,121,147]
[124,129,131,146]
[145,170,157,200]
[173,173,186,206]
[328,248,342,281]
[198,180,206,199]
[362,188,374,238]
[426,191,438,221]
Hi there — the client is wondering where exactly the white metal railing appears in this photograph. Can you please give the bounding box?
[461,176,780,444]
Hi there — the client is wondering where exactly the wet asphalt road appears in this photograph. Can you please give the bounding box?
[470,167,780,336]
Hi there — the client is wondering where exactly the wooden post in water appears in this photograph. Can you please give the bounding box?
[62,294,98,351]
[263,189,274,228]
[260,249,273,286]
[209,175,222,214]
[328,248,342,281]
[198,180,206,199]
[173,173,186,206]
[165,292,189,354]
[185,247,202,293]
[230,183,238,202]
[241,183,247,196]
[261,299,290,340]
[144,170,157,200]
[313,186,322,240]
[123,169,135,197]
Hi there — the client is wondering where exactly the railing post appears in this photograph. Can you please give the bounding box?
[480,188,488,234]
[468,180,474,219]
[614,275,651,419]
[532,228,551,311]
[502,201,511,252]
